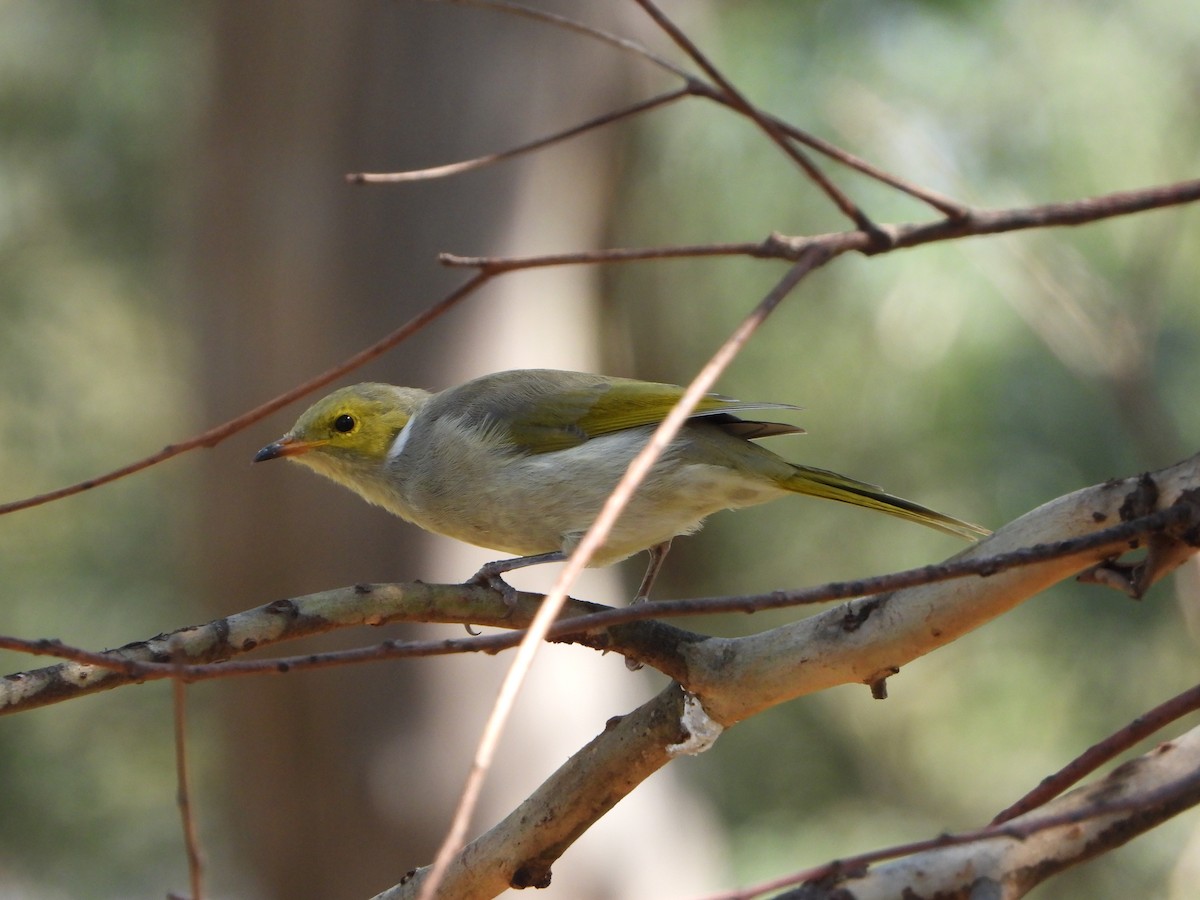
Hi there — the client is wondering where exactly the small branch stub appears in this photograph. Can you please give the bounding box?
[868,667,899,700]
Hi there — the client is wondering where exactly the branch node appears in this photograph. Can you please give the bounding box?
[510,863,553,890]
[859,221,897,255]
[760,231,807,260]
[1079,485,1200,599]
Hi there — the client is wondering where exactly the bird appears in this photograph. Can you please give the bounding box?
[254,369,987,602]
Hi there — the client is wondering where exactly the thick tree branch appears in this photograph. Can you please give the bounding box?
[366,455,1200,899]
[772,724,1200,900]
[0,584,623,715]
[371,684,691,900]
[683,456,1200,725]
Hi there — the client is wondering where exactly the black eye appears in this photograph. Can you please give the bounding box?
[333,414,356,434]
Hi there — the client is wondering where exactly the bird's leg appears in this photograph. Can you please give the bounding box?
[469,550,566,609]
[632,540,673,604]
[626,540,673,672]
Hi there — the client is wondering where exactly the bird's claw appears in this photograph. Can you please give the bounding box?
[469,565,520,612]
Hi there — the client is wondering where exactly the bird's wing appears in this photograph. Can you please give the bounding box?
[444,369,803,455]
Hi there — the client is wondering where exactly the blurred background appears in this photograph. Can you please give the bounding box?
[1,1,1199,898]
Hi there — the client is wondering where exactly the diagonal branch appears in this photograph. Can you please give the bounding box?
[425,0,693,80]
[372,683,692,900]
[379,456,1200,899]
[3,177,1195,521]
[0,271,491,517]
[415,245,833,900]
[419,0,966,215]
[992,680,1200,824]
[686,457,1200,725]
[761,724,1200,899]
[347,87,691,184]
[633,0,877,234]
[439,177,1200,272]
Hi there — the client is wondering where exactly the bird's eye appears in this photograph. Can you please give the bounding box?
[333,413,357,434]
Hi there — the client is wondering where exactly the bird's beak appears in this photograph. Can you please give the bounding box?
[253,436,324,462]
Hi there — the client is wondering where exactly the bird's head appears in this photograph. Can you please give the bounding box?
[254,383,429,477]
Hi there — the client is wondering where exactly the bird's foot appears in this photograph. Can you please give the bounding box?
[468,551,567,613]
[468,564,520,611]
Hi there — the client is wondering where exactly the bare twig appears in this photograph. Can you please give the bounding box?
[348,87,690,183]
[633,0,879,236]
[443,178,1200,271]
[172,673,205,900]
[418,0,967,216]
[417,243,833,900]
[4,176,1196,521]
[424,0,692,80]
[439,238,781,270]
[0,272,491,517]
[692,85,970,217]
[0,635,148,673]
[708,727,1200,899]
[993,681,1200,824]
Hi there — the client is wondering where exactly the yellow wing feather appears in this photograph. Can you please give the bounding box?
[442,370,801,454]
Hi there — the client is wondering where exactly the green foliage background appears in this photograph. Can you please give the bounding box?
[0,1,1198,898]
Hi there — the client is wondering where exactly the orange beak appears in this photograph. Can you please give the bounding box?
[253,436,325,462]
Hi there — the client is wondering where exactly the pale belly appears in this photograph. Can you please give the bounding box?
[398,427,789,565]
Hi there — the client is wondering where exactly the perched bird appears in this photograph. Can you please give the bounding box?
[254,369,986,601]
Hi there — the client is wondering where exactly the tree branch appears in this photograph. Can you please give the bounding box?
[381,455,1200,898]
[763,724,1200,899]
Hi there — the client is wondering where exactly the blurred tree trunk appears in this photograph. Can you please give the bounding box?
[185,3,723,899]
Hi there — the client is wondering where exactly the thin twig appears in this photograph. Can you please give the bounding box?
[416,245,832,900]
[633,0,878,236]
[348,87,690,183]
[0,635,147,672]
[686,81,970,218]
[439,237,784,270]
[424,0,692,80]
[5,177,1196,520]
[173,674,205,900]
[443,177,1200,271]
[0,271,491,517]
[421,0,967,216]
[992,681,1200,823]
[706,777,1200,900]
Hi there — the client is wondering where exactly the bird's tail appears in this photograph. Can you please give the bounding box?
[782,464,989,540]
